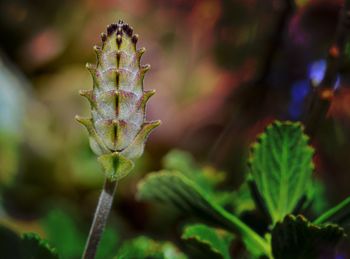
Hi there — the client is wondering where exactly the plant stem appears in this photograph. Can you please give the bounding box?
[216,205,272,258]
[190,180,272,257]
[82,178,118,259]
[313,196,350,225]
[303,0,350,136]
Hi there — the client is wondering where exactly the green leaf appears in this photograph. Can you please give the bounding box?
[0,225,21,259]
[181,224,234,259]
[163,150,236,210]
[305,179,329,215]
[313,196,350,225]
[229,182,256,215]
[115,236,187,259]
[21,233,59,259]
[41,208,119,259]
[137,171,271,257]
[41,209,85,259]
[96,227,119,259]
[248,121,314,224]
[0,226,58,259]
[271,215,345,259]
[163,149,199,176]
[163,149,226,190]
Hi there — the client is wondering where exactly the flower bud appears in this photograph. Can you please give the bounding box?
[76,20,160,180]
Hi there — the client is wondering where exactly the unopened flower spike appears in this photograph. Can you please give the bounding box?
[76,21,160,181]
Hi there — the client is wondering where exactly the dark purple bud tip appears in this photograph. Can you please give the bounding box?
[101,33,107,42]
[122,24,133,36]
[107,23,118,35]
[132,34,139,44]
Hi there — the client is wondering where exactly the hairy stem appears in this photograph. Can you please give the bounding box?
[82,178,118,259]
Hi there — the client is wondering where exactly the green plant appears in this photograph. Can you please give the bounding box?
[0,226,58,259]
[76,20,160,258]
[0,214,186,259]
[138,121,350,258]
[3,12,350,258]
[115,236,187,259]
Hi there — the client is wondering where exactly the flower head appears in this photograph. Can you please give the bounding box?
[76,20,160,180]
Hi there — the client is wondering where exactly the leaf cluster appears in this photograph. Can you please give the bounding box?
[0,208,186,259]
[137,121,350,258]
[3,121,350,258]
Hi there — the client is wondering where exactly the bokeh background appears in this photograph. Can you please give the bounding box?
[1,0,350,258]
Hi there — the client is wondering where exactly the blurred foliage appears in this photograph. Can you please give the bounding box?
[0,226,58,259]
[41,209,85,259]
[41,209,119,259]
[162,150,257,218]
[1,207,184,258]
[115,236,186,259]
[20,233,59,259]
[163,150,226,190]
[181,224,234,259]
[0,59,27,184]
[305,179,329,216]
